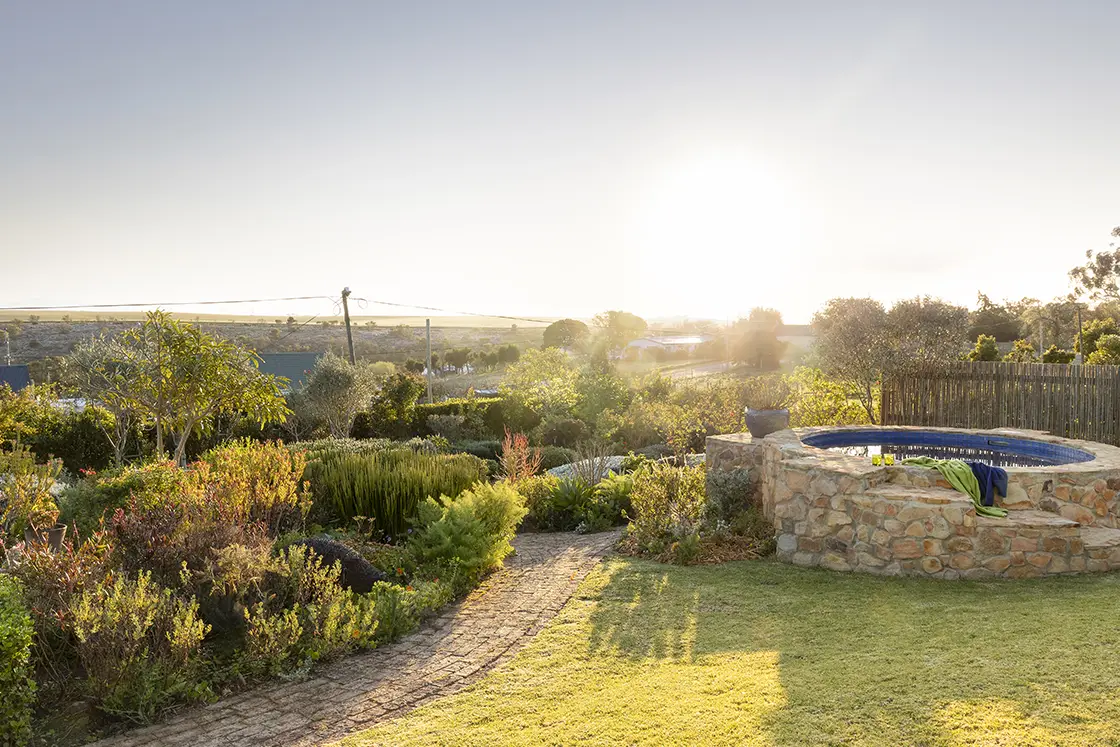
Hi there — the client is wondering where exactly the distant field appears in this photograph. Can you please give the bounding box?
[0,311,553,328]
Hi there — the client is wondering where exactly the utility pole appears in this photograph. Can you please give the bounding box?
[2,330,9,366]
[341,287,356,365]
[1076,304,1084,365]
[425,318,433,404]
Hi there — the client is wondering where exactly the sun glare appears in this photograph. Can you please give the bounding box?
[625,148,805,318]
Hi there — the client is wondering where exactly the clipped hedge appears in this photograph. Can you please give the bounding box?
[0,576,35,746]
[413,398,504,436]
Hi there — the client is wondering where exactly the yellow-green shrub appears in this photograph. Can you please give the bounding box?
[0,576,35,747]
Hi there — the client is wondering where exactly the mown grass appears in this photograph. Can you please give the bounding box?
[340,557,1120,746]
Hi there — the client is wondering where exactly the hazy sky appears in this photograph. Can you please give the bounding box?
[2,1,1118,323]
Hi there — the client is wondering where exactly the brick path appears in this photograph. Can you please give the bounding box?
[95,531,617,747]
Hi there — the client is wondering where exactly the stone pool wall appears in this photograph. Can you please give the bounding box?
[706,427,1120,579]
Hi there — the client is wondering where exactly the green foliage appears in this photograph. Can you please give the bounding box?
[1087,334,1120,365]
[1069,227,1120,302]
[74,311,291,464]
[785,367,872,428]
[537,418,589,448]
[71,571,211,722]
[1003,339,1038,363]
[196,440,311,534]
[236,546,379,678]
[301,354,388,438]
[704,467,752,523]
[500,349,580,420]
[572,366,631,428]
[542,319,590,350]
[1077,317,1119,355]
[302,449,487,538]
[740,374,793,411]
[538,445,578,471]
[411,397,503,439]
[967,334,1000,361]
[516,474,562,531]
[592,311,648,352]
[408,481,526,588]
[968,293,1022,342]
[628,464,707,555]
[1041,344,1076,364]
[731,308,786,370]
[0,576,35,747]
[0,445,61,539]
[58,461,191,537]
[357,372,426,439]
[450,439,502,461]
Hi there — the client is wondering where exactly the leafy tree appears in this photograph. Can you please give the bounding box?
[403,359,426,375]
[887,296,970,373]
[1087,334,1120,365]
[497,344,520,365]
[969,293,1022,341]
[731,308,785,370]
[542,319,590,350]
[592,310,648,351]
[1003,339,1038,363]
[1041,345,1075,364]
[1076,317,1118,355]
[785,367,872,427]
[366,372,426,438]
[302,354,385,438]
[67,337,143,465]
[499,348,580,420]
[967,335,1000,361]
[444,348,473,373]
[811,298,891,423]
[1069,226,1120,301]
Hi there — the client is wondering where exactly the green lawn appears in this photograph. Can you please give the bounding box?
[340,558,1120,746]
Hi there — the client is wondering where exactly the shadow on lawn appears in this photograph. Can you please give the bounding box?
[585,557,1120,745]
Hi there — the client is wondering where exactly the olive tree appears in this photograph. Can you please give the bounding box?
[70,311,289,464]
[300,354,390,438]
[66,336,141,465]
[811,298,891,423]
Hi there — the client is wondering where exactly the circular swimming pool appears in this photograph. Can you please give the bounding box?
[800,428,1095,467]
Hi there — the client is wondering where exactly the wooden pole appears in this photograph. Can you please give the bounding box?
[341,287,356,365]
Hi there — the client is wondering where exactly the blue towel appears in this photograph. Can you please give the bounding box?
[968,462,1008,507]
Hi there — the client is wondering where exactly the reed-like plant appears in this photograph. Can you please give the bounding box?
[303,448,487,539]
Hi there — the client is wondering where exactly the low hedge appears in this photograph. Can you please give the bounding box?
[0,575,35,746]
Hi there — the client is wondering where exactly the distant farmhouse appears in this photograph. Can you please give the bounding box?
[257,352,322,392]
[776,324,816,363]
[0,364,31,392]
[625,334,716,360]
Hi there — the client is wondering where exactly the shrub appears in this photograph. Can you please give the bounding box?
[27,406,118,474]
[58,461,192,537]
[498,429,541,482]
[71,571,210,722]
[0,576,35,747]
[0,446,61,540]
[538,445,578,471]
[412,398,503,438]
[409,481,526,588]
[628,463,707,552]
[237,545,379,677]
[704,467,753,522]
[196,440,311,534]
[3,533,112,700]
[302,449,487,539]
[516,474,561,531]
[538,418,589,448]
[450,440,502,461]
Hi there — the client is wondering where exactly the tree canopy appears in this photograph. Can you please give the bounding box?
[542,319,590,349]
[1069,226,1120,302]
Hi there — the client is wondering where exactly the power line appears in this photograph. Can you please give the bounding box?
[352,297,552,325]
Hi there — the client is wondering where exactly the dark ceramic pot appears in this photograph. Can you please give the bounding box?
[24,524,67,552]
[745,408,790,439]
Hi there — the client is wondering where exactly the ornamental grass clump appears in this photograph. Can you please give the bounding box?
[303,449,487,538]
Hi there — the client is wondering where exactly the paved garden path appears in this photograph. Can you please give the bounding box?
[96,531,618,747]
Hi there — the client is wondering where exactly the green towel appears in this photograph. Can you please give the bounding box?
[900,456,1008,518]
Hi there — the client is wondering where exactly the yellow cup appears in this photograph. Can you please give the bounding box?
[872,454,882,465]
[884,454,895,465]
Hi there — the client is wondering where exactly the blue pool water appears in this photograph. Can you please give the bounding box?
[800,429,1094,468]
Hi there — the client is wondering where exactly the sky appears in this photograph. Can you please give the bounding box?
[2,1,1118,324]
